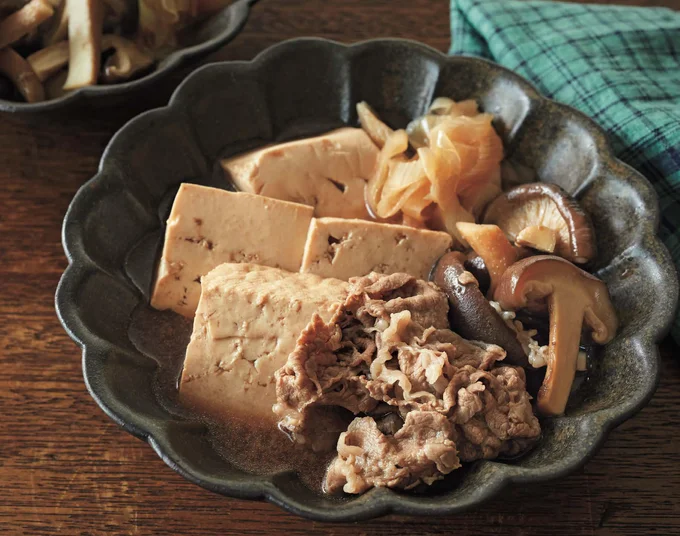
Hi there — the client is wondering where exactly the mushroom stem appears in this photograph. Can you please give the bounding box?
[541,291,583,415]
[0,0,54,50]
[101,35,154,83]
[27,35,154,85]
[456,222,526,295]
[63,0,103,90]
[27,40,69,82]
[42,0,68,46]
[516,225,557,253]
[0,47,45,102]
[494,255,618,416]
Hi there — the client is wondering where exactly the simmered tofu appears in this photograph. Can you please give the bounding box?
[179,263,348,423]
[151,184,314,317]
[300,218,453,280]
[221,128,379,219]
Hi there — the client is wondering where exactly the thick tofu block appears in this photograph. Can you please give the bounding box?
[221,128,379,219]
[300,218,453,280]
[179,263,348,423]
[151,184,314,317]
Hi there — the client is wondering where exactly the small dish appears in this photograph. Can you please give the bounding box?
[55,38,678,521]
[0,0,257,113]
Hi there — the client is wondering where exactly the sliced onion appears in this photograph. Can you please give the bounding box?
[376,159,428,218]
[366,129,409,217]
[400,182,433,222]
[357,101,393,149]
[419,142,474,245]
[408,99,481,147]
[429,98,478,117]
[365,99,503,242]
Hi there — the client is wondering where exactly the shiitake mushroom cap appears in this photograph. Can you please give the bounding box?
[430,251,529,367]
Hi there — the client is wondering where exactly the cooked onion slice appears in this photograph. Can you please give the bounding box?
[432,114,503,217]
[357,101,393,149]
[406,98,479,148]
[366,129,409,217]
[418,138,474,245]
[376,159,429,218]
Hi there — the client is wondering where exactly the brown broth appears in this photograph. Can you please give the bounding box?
[127,304,341,493]
[208,414,340,492]
[128,305,192,408]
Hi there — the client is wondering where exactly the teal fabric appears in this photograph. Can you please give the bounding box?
[450,0,680,342]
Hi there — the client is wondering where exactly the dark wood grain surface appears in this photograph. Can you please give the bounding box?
[2,1,680,535]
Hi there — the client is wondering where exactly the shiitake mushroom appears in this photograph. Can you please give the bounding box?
[430,251,529,367]
[463,253,490,294]
[483,183,596,264]
[494,255,617,416]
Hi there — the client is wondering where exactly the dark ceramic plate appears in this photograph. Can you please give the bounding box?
[0,0,256,113]
[55,38,678,521]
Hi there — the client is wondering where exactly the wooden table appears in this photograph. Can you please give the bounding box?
[2,1,679,534]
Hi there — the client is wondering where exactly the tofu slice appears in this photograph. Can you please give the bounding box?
[300,218,453,280]
[151,184,314,317]
[179,263,348,423]
[221,128,379,219]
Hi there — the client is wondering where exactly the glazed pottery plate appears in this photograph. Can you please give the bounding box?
[0,0,257,113]
[55,38,678,521]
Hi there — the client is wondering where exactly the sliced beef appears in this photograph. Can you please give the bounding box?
[448,365,541,461]
[366,316,509,414]
[348,272,450,329]
[325,411,459,494]
[274,314,378,443]
[274,271,541,494]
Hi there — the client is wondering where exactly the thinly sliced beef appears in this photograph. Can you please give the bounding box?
[325,411,459,494]
[274,315,378,443]
[448,365,540,461]
[274,272,541,494]
[349,272,451,329]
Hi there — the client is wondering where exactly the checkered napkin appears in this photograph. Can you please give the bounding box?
[450,0,680,342]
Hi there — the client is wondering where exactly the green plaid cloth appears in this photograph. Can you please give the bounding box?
[450,0,680,342]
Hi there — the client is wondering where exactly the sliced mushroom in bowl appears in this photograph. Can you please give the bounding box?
[0,0,258,112]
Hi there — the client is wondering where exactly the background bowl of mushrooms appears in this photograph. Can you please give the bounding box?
[0,0,257,112]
